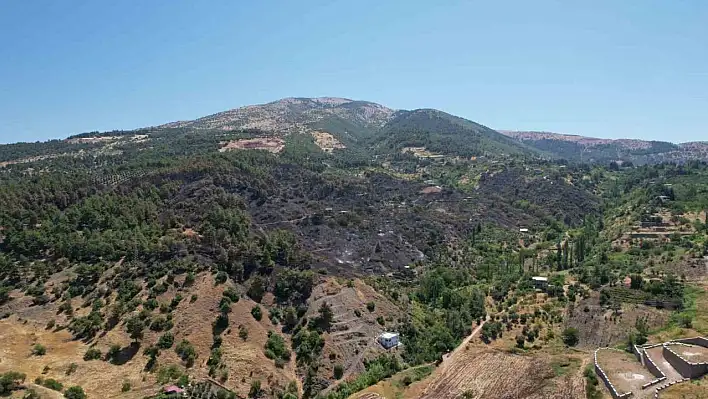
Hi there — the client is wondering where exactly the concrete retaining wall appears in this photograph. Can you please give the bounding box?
[663,345,708,378]
[594,348,634,399]
[643,351,666,379]
[672,337,708,347]
[632,345,644,364]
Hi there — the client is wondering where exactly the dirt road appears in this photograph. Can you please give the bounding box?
[442,318,487,363]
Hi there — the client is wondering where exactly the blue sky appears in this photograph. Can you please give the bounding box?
[1,0,706,143]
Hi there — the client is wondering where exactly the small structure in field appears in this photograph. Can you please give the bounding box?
[519,228,529,233]
[623,276,632,288]
[531,276,548,289]
[164,385,185,394]
[378,332,400,349]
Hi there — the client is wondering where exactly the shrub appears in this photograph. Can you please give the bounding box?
[366,302,375,312]
[0,371,26,394]
[64,385,87,399]
[144,298,159,310]
[121,381,131,392]
[31,344,46,356]
[150,316,174,332]
[239,325,248,341]
[223,287,239,302]
[562,327,579,347]
[249,380,262,398]
[175,340,197,367]
[65,363,78,375]
[247,276,265,302]
[215,271,227,285]
[334,364,344,379]
[264,331,291,363]
[207,348,223,367]
[125,316,145,341]
[184,272,195,286]
[251,305,262,321]
[107,344,121,361]
[42,378,63,391]
[158,332,175,349]
[83,348,102,361]
[156,364,183,384]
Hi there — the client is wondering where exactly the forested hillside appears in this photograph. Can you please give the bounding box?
[1,98,707,399]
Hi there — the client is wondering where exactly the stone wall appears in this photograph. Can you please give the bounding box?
[643,350,665,379]
[632,345,644,364]
[663,344,708,378]
[673,337,708,347]
[594,348,633,399]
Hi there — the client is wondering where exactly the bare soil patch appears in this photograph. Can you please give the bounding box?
[312,131,345,152]
[309,278,402,392]
[646,346,684,382]
[567,293,670,348]
[660,379,708,399]
[413,346,585,399]
[596,349,653,395]
[0,272,298,399]
[219,137,285,153]
[668,343,708,363]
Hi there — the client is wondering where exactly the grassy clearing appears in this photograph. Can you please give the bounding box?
[550,356,581,377]
[348,364,434,399]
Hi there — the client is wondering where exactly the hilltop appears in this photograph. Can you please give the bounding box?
[500,130,708,164]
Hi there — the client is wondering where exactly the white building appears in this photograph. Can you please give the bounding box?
[378,332,400,349]
[532,276,548,289]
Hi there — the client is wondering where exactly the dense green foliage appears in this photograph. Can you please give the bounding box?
[377,109,533,157]
[0,371,26,394]
[321,355,402,399]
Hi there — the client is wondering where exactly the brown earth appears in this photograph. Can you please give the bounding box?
[218,137,285,153]
[645,345,683,382]
[310,278,404,394]
[0,273,298,399]
[595,349,653,396]
[660,379,708,399]
[668,343,708,363]
[566,293,670,348]
[412,347,585,399]
[312,131,345,153]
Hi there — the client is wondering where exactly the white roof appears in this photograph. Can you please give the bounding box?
[532,276,548,282]
[380,332,398,339]
[519,228,529,232]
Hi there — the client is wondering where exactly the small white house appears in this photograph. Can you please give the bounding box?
[519,228,529,233]
[378,332,400,349]
[532,276,548,289]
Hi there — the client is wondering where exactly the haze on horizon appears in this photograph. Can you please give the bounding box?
[1,1,706,144]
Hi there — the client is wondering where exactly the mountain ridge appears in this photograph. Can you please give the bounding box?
[499,130,707,147]
[498,129,708,164]
[3,96,707,165]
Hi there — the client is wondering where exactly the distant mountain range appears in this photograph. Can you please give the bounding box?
[157,97,534,158]
[498,130,708,164]
[3,97,707,165]
[156,97,707,163]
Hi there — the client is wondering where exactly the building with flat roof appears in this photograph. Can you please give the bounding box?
[532,276,548,289]
[378,332,400,349]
